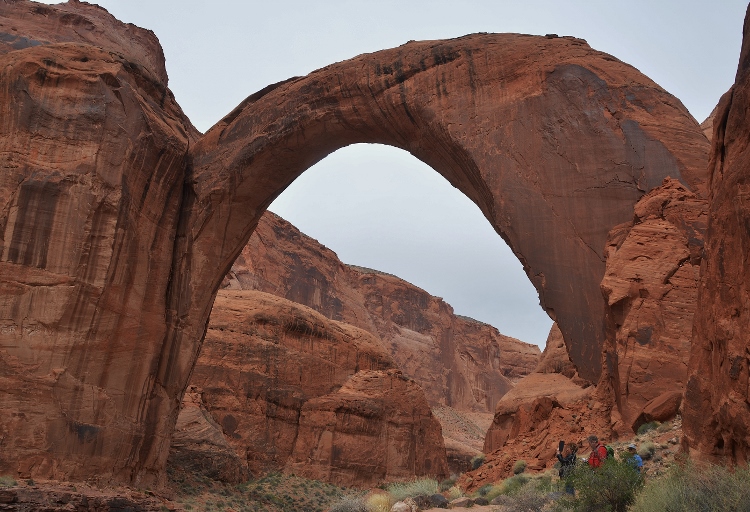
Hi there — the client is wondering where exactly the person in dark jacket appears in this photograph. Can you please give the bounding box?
[556,441,578,494]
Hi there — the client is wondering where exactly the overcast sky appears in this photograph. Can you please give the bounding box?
[42,1,748,346]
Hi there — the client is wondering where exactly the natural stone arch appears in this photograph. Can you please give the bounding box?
[164,33,707,417]
[0,2,710,486]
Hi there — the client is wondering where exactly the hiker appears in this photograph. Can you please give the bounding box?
[556,441,578,494]
[625,443,643,473]
[585,435,608,469]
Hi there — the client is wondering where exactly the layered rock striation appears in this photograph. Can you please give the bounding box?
[182,289,447,486]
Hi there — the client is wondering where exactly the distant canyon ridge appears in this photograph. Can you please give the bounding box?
[0,0,748,487]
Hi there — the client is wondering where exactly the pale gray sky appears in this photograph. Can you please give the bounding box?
[40,1,748,346]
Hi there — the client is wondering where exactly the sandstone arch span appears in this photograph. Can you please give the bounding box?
[0,1,710,486]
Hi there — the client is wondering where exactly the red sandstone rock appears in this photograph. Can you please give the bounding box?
[0,0,168,84]
[600,178,706,433]
[533,323,580,380]
[0,1,712,487]
[182,32,709,400]
[224,212,539,413]
[683,5,750,465]
[183,289,447,486]
[287,368,449,485]
[0,2,195,486]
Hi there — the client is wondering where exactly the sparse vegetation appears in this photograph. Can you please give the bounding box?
[385,478,438,502]
[564,458,643,511]
[629,461,750,512]
[328,495,368,512]
[470,453,486,470]
[513,459,528,474]
[438,475,456,491]
[446,485,464,500]
[365,493,393,512]
[637,421,660,435]
[0,476,16,487]
[638,441,656,460]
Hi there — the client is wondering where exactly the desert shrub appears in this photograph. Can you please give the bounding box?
[657,422,673,433]
[483,484,504,502]
[0,476,16,487]
[446,485,463,501]
[565,458,644,511]
[470,453,486,470]
[513,459,528,475]
[386,478,438,502]
[365,493,392,512]
[629,461,750,512]
[637,421,660,435]
[476,483,494,496]
[329,495,368,512]
[499,474,530,495]
[438,476,456,491]
[492,483,551,512]
[638,441,656,460]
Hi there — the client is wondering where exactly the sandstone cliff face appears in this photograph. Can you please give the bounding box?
[183,289,447,486]
[224,212,539,414]
[601,178,706,432]
[0,0,712,486]
[683,5,750,464]
[0,1,196,485]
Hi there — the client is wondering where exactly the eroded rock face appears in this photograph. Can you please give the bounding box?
[683,5,750,464]
[182,32,709,397]
[601,178,706,433]
[0,1,195,486]
[224,212,539,413]
[0,0,711,486]
[183,289,447,486]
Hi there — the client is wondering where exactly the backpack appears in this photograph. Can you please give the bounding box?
[605,445,615,459]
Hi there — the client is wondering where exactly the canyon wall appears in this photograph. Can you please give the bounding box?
[224,212,539,413]
[683,4,750,465]
[184,290,448,486]
[0,0,712,484]
[0,1,196,485]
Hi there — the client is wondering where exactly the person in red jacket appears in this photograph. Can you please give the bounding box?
[586,435,608,468]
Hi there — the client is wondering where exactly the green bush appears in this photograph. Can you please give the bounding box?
[385,478,438,502]
[446,485,464,501]
[565,458,644,511]
[470,453,485,470]
[500,474,530,496]
[365,494,392,512]
[637,421,660,435]
[513,459,527,475]
[629,461,750,512]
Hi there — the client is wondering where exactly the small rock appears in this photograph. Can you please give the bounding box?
[669,437,679,445]
[474,496,490,505]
